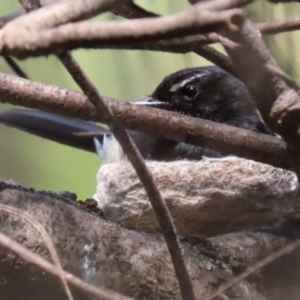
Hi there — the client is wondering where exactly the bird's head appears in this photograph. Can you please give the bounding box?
[135,66,262,129]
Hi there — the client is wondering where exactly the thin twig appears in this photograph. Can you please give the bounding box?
[110,2,158,19]
[58,51,196,300]
[265,64,300,91]
[190,0,253,10]
[257,17,300,35]
[0,230,133,300]
[3,56,29,79]
[205,238,300,300]
[267,0,300,3]
[194,46,235,75]
[0,203,73,300]
[109,3,237,81]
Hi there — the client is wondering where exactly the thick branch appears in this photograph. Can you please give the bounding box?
[2,179,300,300]
[0,230,133,300]
[0,181,265,300]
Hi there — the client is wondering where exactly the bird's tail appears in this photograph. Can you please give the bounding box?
[0,109,109,153]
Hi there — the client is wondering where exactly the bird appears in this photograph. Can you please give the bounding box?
[0,66,273,163]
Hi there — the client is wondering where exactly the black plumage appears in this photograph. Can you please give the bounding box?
[0,66,273,162]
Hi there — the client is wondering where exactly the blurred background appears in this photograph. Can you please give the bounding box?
[0,1,299,199]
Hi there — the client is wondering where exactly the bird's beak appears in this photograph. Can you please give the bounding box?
[133,97,167,108]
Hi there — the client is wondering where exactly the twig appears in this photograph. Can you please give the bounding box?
[110,2,158,19]
[3,56,28,79]
[112,1,235,81]
[194,46,235,75]
[58,51,196,300]
[265,64,300,91]
[0,203,73,300]
[190,0,253,10]
[257,18,300,35]
[267,0,300,3]
[205,238,300,300]
[0,231,133,300]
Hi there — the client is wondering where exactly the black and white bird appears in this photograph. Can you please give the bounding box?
[0,66,273,163]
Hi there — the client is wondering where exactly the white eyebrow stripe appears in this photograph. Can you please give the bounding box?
[169,74,206,92]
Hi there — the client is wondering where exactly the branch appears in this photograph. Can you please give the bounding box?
[0,5,243,58]
[194,46,235,75]
[267,0,300,3]
[0,5,230,75]
[189,0,253,10]
[0,230,133,300]
[0,72,290,169]
[2,7,300,60]
[220,20,300,179]
[0,181,266,300]
[257,18,300,35]
[3,56,28,79]
[2,178,300,299]
[207,220,300,300]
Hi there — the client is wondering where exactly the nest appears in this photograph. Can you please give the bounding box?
[94,157,298,236]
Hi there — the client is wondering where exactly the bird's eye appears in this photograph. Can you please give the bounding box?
[180,85,198,99]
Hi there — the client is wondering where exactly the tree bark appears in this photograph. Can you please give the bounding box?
[0,180,267,300]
